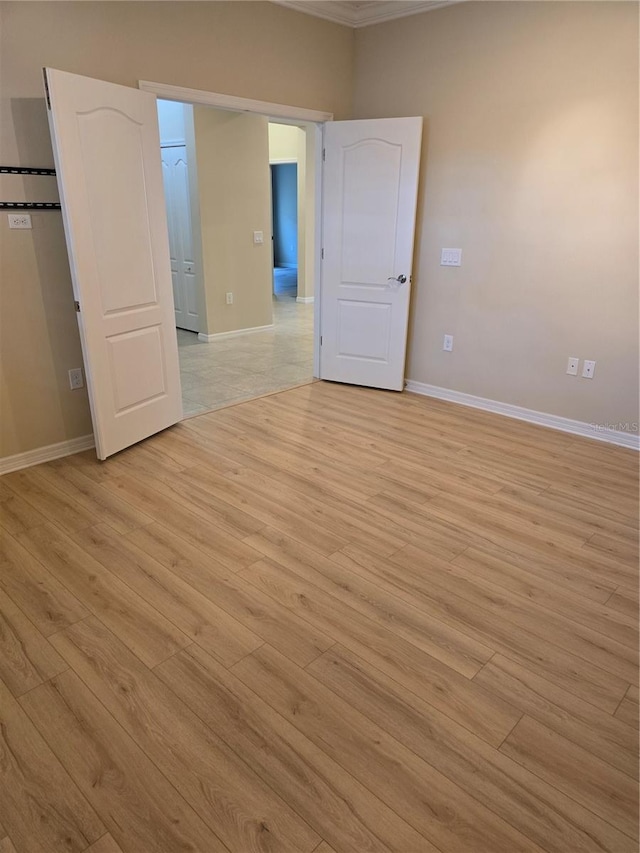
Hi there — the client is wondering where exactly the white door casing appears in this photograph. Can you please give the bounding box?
[161,145,200,333]
[45,68,183,459]
[320,117,423,391]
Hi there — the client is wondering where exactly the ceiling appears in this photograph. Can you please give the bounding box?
[273,0,461,28]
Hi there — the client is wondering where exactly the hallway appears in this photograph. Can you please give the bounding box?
[177,285,314,416]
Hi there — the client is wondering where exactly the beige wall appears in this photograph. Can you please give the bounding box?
[296,128,315,302]
[2,0,637,459]
[0,1,353,457]
[354,1,639,432]
[268,124,300,162]
[194,109,272,336]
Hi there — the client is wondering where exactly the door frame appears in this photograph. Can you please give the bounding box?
[139,80,331,381]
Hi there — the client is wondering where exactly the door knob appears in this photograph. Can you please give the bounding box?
[388,274,407,284]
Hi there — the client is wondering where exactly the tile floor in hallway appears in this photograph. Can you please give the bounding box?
[177,272,314,417]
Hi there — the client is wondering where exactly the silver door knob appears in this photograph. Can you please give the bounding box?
[388,274,407,284]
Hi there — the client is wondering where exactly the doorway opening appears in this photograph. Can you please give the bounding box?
[156,99,318,418]
[47,72,420,460]
[271,162,298,299]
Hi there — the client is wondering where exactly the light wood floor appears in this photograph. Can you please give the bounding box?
[0,381,638,853]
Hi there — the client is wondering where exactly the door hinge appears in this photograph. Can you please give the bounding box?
[322,148,326,162]
[74,300,80,312]
[43,68,51,110]
[320,336,323,346]
[321,248,324,260]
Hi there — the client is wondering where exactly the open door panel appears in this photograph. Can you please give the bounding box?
[320,117,422,391]
[45,68,182,459]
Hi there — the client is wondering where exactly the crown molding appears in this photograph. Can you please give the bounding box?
[273,0,461,28]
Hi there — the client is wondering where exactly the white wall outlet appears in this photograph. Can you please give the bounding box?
[582,360,596,379]
[225,292,233,305]
[68,368,84,390]
[253,230,264,244]
[8,213,32,229]
[443,334,454,352]
[566,357,579,376]
[440,248,462,267]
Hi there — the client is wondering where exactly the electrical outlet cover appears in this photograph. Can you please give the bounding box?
[68,368,84,390]
[566,357,579,376]
[582,360,596,379]
[8,213,32,229]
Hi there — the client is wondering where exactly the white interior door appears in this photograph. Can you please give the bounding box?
[320,117,422,391]
[161,145,200,333]
[45,68,182,460]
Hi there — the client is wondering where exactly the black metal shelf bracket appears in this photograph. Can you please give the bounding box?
[1,166,59,209]
[1,201,61,210]
[0,165,56,176]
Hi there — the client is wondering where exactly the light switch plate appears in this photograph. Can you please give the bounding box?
[253,230,264,244]
[441,248,462,266]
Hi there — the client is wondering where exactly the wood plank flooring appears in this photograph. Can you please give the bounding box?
[0,381,638,853]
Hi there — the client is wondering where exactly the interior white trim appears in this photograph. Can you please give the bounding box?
[139,81,333,123]
[296,296,315,304]
[197,324,274,343]
[0,434,96,475]
[270,157,297,165]
[405,380,640,450]
[274,0,461,28]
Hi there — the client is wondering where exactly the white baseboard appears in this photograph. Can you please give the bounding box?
[296,296,315,304]
[0,434,95,475]
[197,324,274,343]
[405,381,640,450]
[4,383,634,476]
